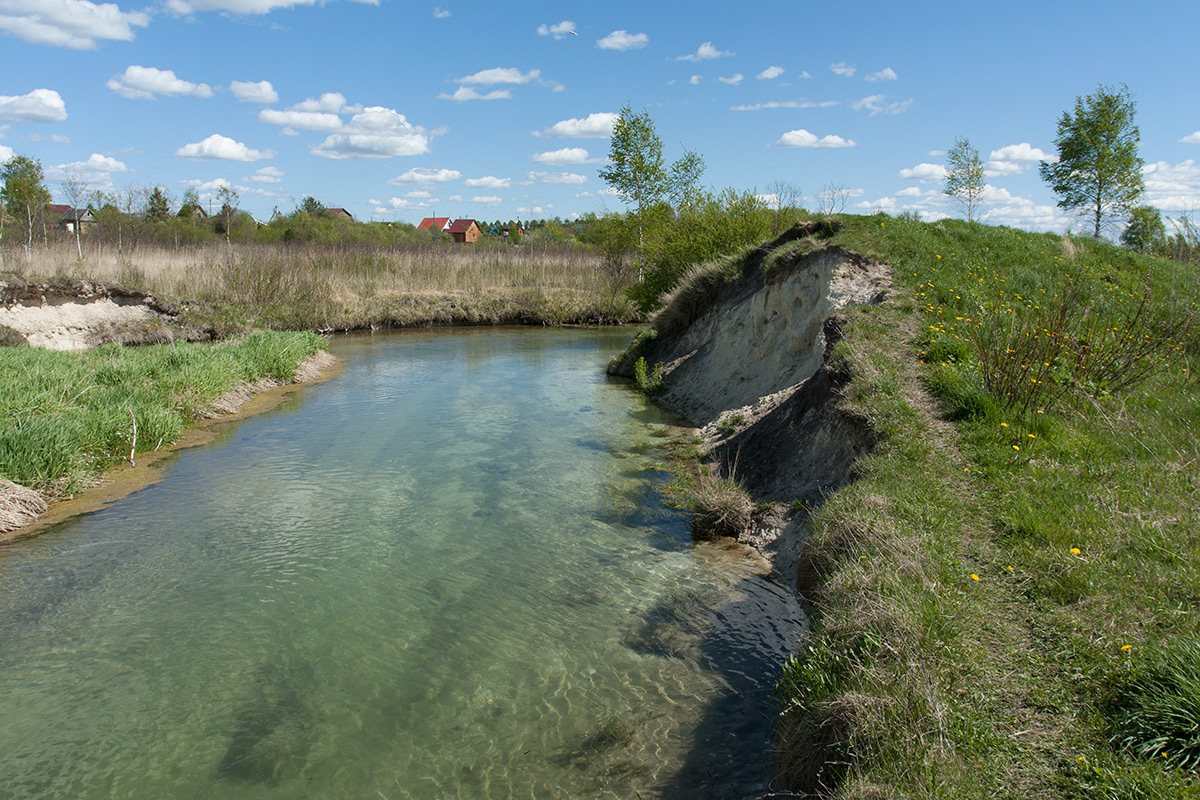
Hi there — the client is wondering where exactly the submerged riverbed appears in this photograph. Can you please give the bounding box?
[0,327,804,799]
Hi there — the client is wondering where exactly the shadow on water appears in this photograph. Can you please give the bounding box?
[216,656,318,786]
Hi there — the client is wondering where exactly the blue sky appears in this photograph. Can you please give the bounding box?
[2,0,1198,233]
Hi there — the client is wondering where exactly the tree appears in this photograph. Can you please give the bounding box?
[1121,205,1166,253]
[178,188,201,219]
[299,196,325,215]
[216,185,239,246]
[145,186,172,221]
[1039,84,1144,238]
[943,136,985,222]
[668,148,706,211]
[599,104,668,251]
[61,169,90,260]
[0,154,51,257]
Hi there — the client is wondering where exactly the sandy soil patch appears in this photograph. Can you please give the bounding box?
[0,298,163,350]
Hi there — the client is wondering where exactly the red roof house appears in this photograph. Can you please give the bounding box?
[416,217,451,232]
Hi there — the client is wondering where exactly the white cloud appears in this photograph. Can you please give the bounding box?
[830,61,856,77]
[438,86,511,102]
[0,0,149,50]
[540,112,618,139]
[433,6,449,17]
[988,142,1053,163]
[1181,132,1200,144]
[106,65,213,100]
[166,0,380,14]
[866,67,898,82]
[247,166,284,183]
[258,109,343,130]
[897,162,948,181]
[0,144,13,163]
[405,190,431,198]
[176,133,273,161]
[927,149,946,157]
[689,75,701,85]
[718,73,744,85]
[230,80,278,104]
[388,167,461,185]
[290,92,356,114]
[28,133,71,143]
[798,70,812,79]
[525,170,587,184]
[311,107,430,159]
[538,20,574,38]
[1143,159,1200,212]
[677,41,732,61]
[464,176,510,189]
[757,66,784,80]
[984,161,1025,177]
[48,152,131,184]
[457,67,541,85]
[597,30,648,50]
[0,88,68,121]
[895,186,931,198]
[852,94,912,115]
[531,147,591,165]
[776,129,856,148]
[470,195,503,206]
[732,99,839,111]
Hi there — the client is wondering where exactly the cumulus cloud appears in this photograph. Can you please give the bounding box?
[46,152,131,185]
[312,107,430,159]
[1143,159,1200,211]
[464,176,510,189]
[718,73,744,85]
[1181,132,1200,144]
[689,75,701,85]
[258,109,343,130]
[176,133,273,161]
[286,92,357,114]
[28,133,71,143]
[247,166,284,183]
[469,195,503,206]
[732,99,839,111]
[830,61,855,77]
[0,0,149,50]
[388,167,461,185]
[166,0,380,14]
[230,80,278,104]
[530,147,591,165]
[433,6,449,17]
[539,112,618,138]
[438,86,511,102]
[597,30,648,50]
[0,89,68,122]
[538,20,574,38]
[866,67,898,82]
[106,65,213,100]
[0,144,13,163]
[984,142,1055,176]
[525,170,587,184]
[676,41,731,61]
[852,94,912,115]
[757,66,784,80]
[776,129,856,148]
[897,162,948,181]
[457,67,541,85]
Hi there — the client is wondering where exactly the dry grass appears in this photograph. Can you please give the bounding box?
[0,479,48,532]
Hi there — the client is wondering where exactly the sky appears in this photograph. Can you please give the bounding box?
[2,0,1199,233]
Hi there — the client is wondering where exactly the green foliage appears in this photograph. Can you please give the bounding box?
[1040,84,1145,238]
[0,332,325,490]
[1107,640,1200,770]
[144,186,172,221]
[632,356,664,394]
[1,154,52,250]
[943,136,986,222]
[1123,205,1167,253]
[599,104,668,228]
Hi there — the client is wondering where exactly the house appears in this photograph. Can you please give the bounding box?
[58,207,95,233]
[447,218,482,244]
[324,207,354,221]
[416,217,451,232]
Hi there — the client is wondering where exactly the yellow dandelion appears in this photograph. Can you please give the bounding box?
[1006,565,1013,572]
[1012,445,1020,450]
[1121,644,1132,652]
[1070,547,1081,555]
[1028,434,1036,439]
[970,574,980,581]
[1000,422,1008,427]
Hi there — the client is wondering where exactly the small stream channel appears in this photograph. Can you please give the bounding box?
[0,327,805,799]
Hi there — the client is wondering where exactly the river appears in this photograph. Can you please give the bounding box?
[0,327,804,799]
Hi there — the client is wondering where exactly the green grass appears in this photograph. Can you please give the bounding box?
[771,214,1200,798]
[0,331,326,493]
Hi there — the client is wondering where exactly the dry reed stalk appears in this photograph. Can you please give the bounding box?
[0,479,47,532]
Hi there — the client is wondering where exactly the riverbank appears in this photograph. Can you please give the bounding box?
[615,216,1200,797]
[0,319,337,539]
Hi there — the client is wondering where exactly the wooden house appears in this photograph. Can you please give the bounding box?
[447,218,482,244]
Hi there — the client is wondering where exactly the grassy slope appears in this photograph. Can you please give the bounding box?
[0,331,326,495]
[773,214,1200,798]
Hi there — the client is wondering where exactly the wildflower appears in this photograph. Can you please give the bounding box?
[1028,434,1035,439]
[1006,565,1013,572]
[1070,547,1081,555]
[1121,644,1132,652]
[1012,445,1020,450]
[1000,422,1008,428]
[970,574,980,581]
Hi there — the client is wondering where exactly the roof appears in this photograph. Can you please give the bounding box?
[417,217,451,231]
[47,204,71,216]
[325,207,353,219]
[447,218,479,234]
[59,208,92,222]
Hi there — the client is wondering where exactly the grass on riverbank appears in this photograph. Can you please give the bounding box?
[759,214,1200,797]
[5,241,637,331]
[0,331,326,500]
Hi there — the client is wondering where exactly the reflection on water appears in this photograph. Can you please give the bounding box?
[0,327,805,799]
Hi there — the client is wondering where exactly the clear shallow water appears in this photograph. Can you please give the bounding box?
[0,327,805,799]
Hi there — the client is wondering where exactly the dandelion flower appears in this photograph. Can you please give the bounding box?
[1012,445,1020,450]
[970,574,980,581]
[1070,547,1081,555]
[1121,644,1132,651]
[1000,422,1008,428]
[1006,565,1013,572]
